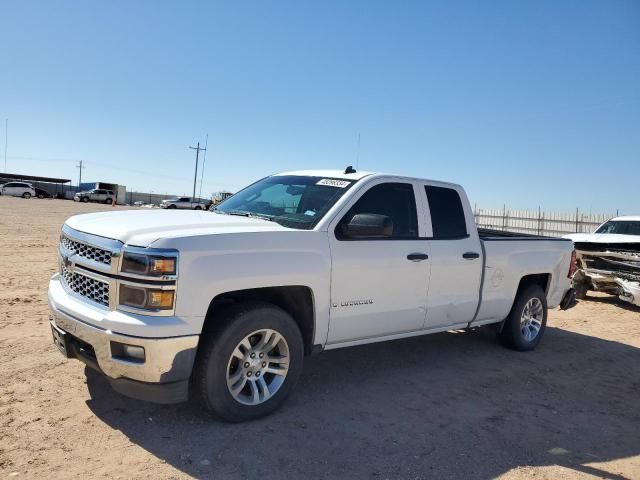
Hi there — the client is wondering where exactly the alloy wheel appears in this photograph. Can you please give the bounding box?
[226,329,290,405]
[520,298,544,342]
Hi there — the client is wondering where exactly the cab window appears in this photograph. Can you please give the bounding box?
[336,183,418,240]
[425,185,468,239]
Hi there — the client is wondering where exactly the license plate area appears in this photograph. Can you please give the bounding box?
[51,323,70,358]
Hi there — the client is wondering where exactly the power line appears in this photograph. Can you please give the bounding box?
[188,142,206,200]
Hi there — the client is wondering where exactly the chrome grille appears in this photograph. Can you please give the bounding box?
[61,235,113,266]
[61,265,110,307]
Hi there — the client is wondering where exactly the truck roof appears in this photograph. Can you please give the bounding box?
[276,169,375,180]
[610,216,640,222]
[275,169,463,189]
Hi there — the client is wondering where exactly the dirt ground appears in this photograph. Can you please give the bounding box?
[0,195,639,480]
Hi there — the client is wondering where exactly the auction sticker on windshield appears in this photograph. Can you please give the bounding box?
[316,179,351,188]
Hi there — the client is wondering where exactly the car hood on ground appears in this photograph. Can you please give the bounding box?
[65,209,290,247]
[563,233,640,244]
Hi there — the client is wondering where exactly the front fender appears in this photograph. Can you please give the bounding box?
[152,231,332,345]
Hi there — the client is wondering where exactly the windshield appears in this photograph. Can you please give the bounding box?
[215,175,356,229]
[595,220,640,235]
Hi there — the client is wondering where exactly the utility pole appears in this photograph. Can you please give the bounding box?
[198,133,209,201]
[189,142,206,201]
[4,119,7,172]
[76,160,85,189]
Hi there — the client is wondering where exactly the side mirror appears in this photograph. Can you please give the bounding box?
[342,213,393,238]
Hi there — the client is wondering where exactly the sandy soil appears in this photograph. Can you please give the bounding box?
[0,195,639,480]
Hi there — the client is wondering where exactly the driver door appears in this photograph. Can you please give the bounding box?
[326,180,431,345]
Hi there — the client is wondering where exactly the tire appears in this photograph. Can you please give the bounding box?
[499,285,547,351]
[572,270,589,299]
[81,196,89,203]
[168,204,177,209]
[194,302,304,422]
[194,206,202,210]
[104,198,112,204]
[574,285,588,300]
[22,192,32,199]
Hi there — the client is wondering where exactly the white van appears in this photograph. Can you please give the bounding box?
[0,182,36,198]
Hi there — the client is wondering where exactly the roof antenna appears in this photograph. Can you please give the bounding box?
[344,133,360,174]
[356,132,360,170]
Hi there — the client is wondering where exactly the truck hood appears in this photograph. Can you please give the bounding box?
[563,233,640,244]
[65,209,290,247]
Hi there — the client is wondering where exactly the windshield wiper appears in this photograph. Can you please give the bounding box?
[215,209,276,222]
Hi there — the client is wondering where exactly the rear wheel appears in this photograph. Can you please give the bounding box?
[194,302,304,422]
[499,285,547,351]
[22,192,32,199]
[104,197,112,204]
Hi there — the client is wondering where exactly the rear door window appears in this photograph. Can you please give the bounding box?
[425,186,468,239]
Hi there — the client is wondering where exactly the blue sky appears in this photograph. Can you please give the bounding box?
[1,0,638,212]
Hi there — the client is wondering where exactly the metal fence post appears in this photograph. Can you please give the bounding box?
[502,204,507,231]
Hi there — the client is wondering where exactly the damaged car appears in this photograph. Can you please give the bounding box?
[564,216,640,307]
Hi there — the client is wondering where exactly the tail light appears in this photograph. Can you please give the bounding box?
[568,250,577,278]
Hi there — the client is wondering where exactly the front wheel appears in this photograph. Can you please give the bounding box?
[194,302,304,422]
[104,197,112,204]
[499,285,547,351]
[81,196,89,203]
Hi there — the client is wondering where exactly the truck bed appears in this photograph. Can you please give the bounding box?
[472,229,574,327]
[478,227,571,241]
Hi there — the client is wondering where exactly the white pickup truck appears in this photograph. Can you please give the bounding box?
[564,216,640,306]
[48,168,576,421]
[160,196,210,210]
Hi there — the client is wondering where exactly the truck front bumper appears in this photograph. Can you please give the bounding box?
[49,287,199,404]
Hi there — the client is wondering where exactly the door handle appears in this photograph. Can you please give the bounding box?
[462,252,480,260]
[407,253,429,261]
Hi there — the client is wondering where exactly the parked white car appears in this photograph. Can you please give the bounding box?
[0,181,36,198]
[160,197,209,210]
[74,189,115,204]
[49,168,576,421]
[564,216,640,306]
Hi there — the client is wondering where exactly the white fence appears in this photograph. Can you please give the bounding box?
[474,206,617,237]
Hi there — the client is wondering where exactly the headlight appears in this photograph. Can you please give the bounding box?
[121,252,176,276]
[119,284,175,310]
